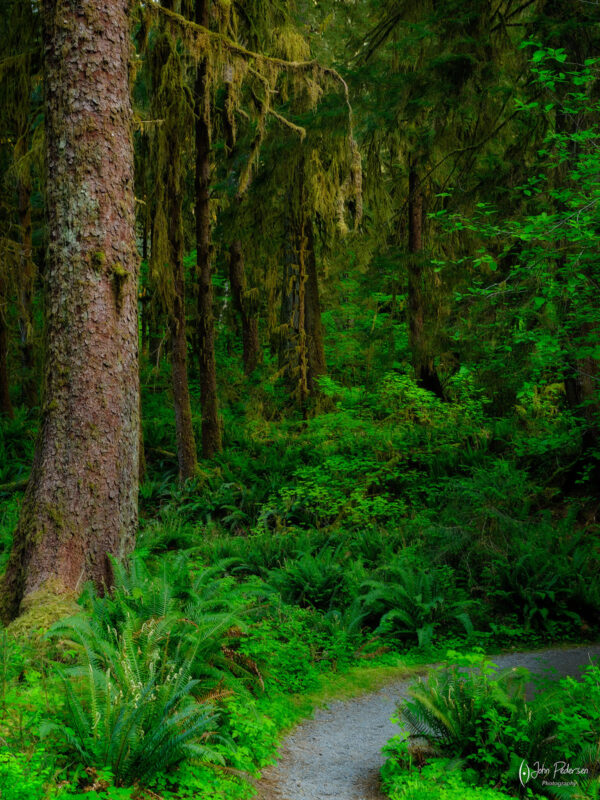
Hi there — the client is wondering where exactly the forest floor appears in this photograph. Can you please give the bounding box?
[258,644,600,800]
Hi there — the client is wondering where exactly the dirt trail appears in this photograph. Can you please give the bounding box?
[258,644,600,800]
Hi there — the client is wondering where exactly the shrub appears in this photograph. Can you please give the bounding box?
[44,613,225,786]
[269,548,348,611]
[392,653,555,786]
[358,564,472,647]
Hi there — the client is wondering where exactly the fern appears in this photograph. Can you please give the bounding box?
[46,610,225,785]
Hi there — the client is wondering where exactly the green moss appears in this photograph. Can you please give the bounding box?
[46,504,64,531]
[112,262,129,309]
[91,250,106,272]
[7,582,79,638]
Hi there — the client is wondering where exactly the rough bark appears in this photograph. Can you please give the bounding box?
[0,0,139,622]
[195,0,221,458]
[407,165,444,399]
[229,240,260,374]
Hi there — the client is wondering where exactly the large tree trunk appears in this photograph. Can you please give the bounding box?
[0,0,139,622]
[0,276,13,419]
[407,165,444,398]
[229,240,260,374]
[195,0,221,458]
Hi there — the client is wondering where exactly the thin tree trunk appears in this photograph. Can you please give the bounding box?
[170,229,198,480]
[140,207,149,357]
[305,220,326,390]
[279,212,306,403]
[138,390,146,484]
[159,10,198,481]
[0,276,13,419]
[194,0,221,458]
[407,165,444,398]
[229,240,260,374]
[16,156,36,409]
[279,191,317,409]
[564,325,599,450]
[0,0,139,622]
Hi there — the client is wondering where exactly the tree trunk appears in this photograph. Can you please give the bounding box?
[0,276,13,419]
[279,209,308,408]
[140,207,149,358]
[229,240,260,374]
[564,325,599,451]
[195,0,221,458]
[407,165,444,398]
[170,223,198,480]
[305,220,327,390]
[0,0,139,622]
[138,390,146,484]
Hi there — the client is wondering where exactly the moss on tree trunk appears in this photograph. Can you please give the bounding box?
[407,165,444,399]
[0,0,139,623]
[195,0,222,458]
[229,240,261,375]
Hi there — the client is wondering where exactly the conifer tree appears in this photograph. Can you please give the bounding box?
[194,0,221,457]
[1,0,139,622]
[148,9,199,480]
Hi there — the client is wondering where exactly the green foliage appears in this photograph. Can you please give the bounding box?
[269,547,348,610]
[2,7,600,800]
[384,654,600,798]
[381,756,518,800]
[0,749,49,800]
[359,564,472,647]
[397,655,541,775]
[44,611,225,786]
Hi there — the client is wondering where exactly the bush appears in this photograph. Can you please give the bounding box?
[358,563,472,647]
[269,548,349,611]
[0,750,49,800]
[384,654,600,798]
[44,612,225,786]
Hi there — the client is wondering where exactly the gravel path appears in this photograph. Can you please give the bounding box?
[258,644,600,800]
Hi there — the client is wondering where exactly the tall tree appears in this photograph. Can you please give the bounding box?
[149,18,198,481]
[194,0,222,458]
[0,0,139,622]
[0,0,41,413]
[229,240,261,375]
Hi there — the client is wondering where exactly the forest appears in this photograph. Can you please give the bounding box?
[0,0,599,798]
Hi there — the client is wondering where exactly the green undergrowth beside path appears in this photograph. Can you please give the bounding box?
[381,651,600,800]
